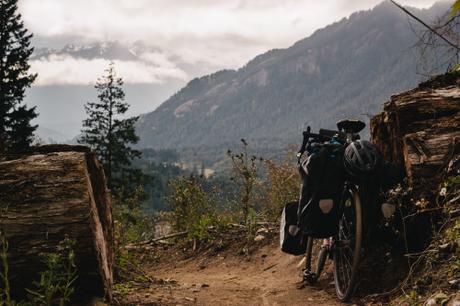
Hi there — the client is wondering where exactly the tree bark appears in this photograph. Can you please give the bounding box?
[0,145,113,301]
[371,73,460,192]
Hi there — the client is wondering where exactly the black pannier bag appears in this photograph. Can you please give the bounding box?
[280,201,306,255]
[298,146,346,238]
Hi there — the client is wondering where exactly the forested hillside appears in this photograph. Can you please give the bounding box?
[137,1,452,150]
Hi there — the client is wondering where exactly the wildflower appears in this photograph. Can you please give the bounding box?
[439,187,447,197]
[415,198,428,209]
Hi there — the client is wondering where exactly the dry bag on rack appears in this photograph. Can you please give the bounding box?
[280,201,306,255]
[298,146,346,238]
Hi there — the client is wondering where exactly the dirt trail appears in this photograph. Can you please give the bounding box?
[125,241,342,306]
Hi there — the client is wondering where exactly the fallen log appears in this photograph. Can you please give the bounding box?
[371,73,460,192]
[0,145,113,301]
[139,230,189,245]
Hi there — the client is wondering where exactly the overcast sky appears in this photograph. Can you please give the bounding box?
[19,0,441,87]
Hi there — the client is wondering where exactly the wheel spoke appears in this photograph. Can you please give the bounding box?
[341,251,351,285]
[339,251,348,290]
[342,249,353,268]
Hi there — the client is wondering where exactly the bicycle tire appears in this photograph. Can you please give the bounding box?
[333,187,362,302]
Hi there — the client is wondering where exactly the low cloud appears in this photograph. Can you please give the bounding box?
[21,0,441,85]
[31,54,187,86]
[20,0,439,44]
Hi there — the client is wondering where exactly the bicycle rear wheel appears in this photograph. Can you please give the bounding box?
[333,187,362,302]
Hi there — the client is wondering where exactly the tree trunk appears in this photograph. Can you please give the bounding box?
[0,145,113,302]
[371,73,460,193]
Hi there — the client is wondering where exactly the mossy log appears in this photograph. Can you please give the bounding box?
[0,145,113,301]
[371,73,460,192]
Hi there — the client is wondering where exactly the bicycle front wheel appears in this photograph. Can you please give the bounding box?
[333,187,362,302]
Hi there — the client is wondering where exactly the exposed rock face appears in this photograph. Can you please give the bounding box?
[0,145,114,301]
[371,73,460,192]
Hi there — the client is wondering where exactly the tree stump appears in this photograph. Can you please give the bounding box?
[371,73,460,192]
[0,145,113,301]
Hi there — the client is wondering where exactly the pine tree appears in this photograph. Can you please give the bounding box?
[0,0,38,153]
[79,63,141,191]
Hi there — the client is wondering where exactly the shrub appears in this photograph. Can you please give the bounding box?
[227,139,263,226]
[113,186,155,245]
[26,237,77,306]
[264,150,299,222]
[112,186,156,282]
[2,229,81,306]
[168,175,217,243]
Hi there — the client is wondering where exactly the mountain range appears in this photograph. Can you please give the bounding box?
[136,1,453,151]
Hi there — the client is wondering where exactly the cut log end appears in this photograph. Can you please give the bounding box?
[371,73,460,192]
[0,145,113,302]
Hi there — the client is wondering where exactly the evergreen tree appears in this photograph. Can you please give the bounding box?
[0,0,38,153]
[80,63,141,191]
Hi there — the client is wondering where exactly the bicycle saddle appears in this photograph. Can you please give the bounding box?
[336,119,366,134]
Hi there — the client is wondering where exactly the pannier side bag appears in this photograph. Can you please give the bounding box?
[280,201,307,255]
[298,147,346,238]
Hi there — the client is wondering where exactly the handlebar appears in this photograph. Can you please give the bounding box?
[319,129,346,141]
[297,126,345,163]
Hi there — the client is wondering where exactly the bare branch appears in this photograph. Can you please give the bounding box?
[391,0,460,52]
